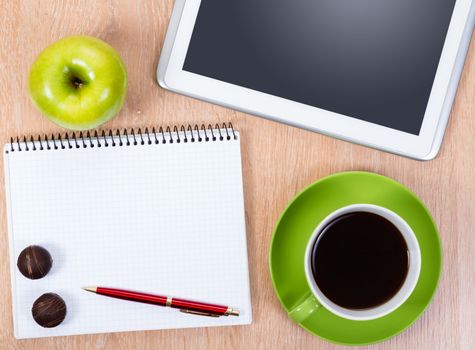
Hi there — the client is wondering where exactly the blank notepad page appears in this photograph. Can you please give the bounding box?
[3,127,251,339]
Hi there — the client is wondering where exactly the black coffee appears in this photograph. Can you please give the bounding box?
[312,212,409,310]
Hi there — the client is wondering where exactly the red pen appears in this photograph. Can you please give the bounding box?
[82,286,239,317]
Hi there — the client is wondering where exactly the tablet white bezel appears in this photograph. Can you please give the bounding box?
[158,0,474,159]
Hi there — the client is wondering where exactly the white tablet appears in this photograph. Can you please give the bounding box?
[158,0,475,159]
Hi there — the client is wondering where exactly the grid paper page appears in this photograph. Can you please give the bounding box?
[3,132,251,339]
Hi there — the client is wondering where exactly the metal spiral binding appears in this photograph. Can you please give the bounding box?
[6,123,237,153]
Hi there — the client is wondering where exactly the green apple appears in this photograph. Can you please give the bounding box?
[28,35,127,130]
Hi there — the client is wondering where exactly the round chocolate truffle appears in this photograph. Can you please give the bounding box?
[17,245,53,279]
[32,293,67,328]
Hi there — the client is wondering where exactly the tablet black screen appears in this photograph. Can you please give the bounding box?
[183,0,455,135]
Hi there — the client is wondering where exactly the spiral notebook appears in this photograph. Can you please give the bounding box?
[3,124,251,339]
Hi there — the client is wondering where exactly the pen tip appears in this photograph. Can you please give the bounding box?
[82,286,97,293]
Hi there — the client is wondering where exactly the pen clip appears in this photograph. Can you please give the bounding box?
[179,309,221,317]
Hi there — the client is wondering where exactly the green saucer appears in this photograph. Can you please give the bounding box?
[269,171,442,345]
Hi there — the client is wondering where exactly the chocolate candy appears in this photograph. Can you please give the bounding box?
[17,245,53,279]
[32,293,67,328]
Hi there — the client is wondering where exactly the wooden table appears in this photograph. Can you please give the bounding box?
[0,1,474,349]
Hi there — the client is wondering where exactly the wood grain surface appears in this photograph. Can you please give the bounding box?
[0,1,474,349]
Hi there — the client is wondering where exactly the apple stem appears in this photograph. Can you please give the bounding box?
[71,77,83,89]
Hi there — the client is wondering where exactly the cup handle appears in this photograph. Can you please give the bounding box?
[288,292,321,323]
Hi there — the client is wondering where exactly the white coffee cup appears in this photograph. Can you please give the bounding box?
[289,204,421,322]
